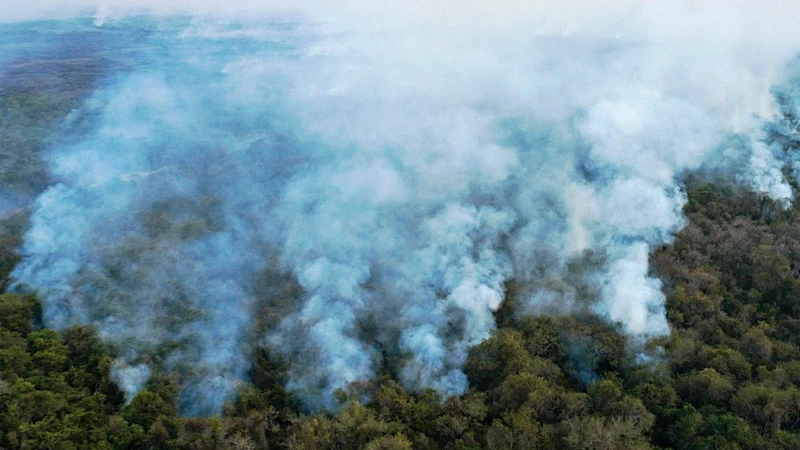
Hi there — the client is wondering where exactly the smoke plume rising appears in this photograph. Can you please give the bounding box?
[5,2,800,413]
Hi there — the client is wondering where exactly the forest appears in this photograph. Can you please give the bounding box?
[4,13,800,450]
[4,180,800,449]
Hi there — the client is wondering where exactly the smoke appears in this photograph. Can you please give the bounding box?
[112,362,151,404]
[6,3,800,412]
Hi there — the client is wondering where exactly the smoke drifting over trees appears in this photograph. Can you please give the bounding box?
[4,3,800,415]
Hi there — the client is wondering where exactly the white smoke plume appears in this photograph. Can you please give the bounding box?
[6,2,800,412]
[111,361,151,404]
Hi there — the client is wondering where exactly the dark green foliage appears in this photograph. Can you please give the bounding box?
[7,181,800,449]
[0,295,133,450]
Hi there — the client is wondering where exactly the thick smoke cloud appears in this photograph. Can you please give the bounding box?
[7,3,800,412]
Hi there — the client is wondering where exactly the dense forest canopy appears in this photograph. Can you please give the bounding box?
[4,4,800,449]
[4,184,800,449]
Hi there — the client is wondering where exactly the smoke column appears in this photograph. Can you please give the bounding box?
[6,2,800,412]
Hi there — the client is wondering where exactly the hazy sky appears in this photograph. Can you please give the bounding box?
[3,0,800,40]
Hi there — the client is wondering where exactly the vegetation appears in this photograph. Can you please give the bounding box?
[1,180,800,449]
[0,52,109,194]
